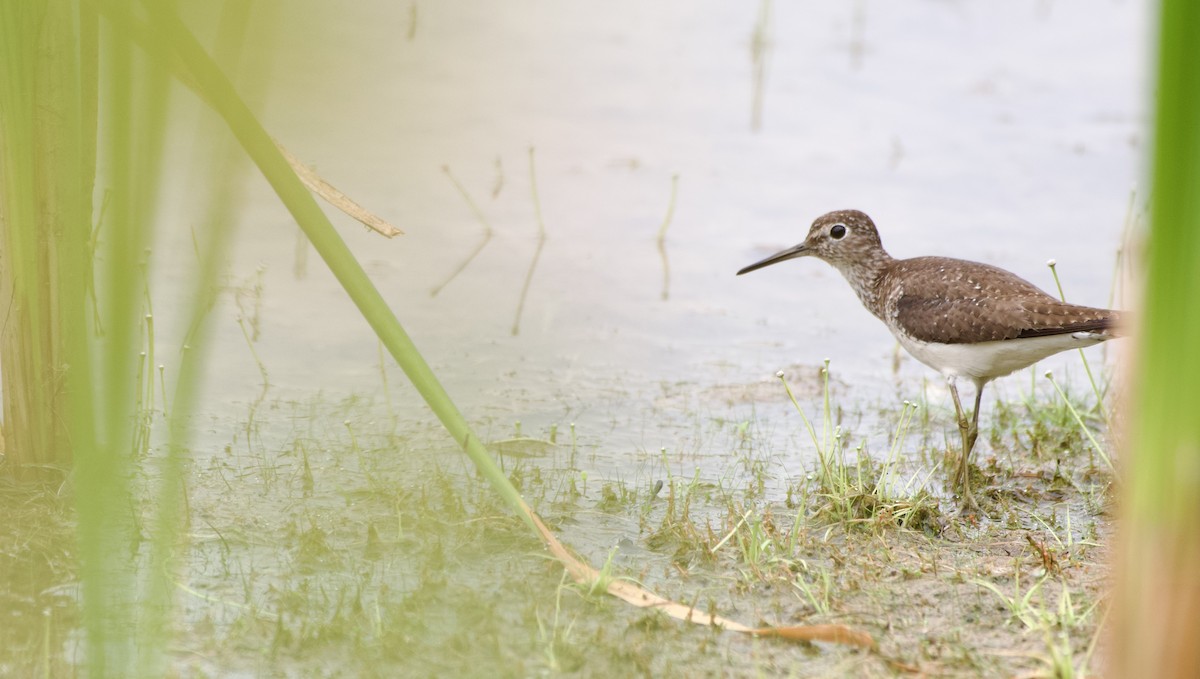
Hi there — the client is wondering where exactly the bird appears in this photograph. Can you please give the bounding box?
[736,209,1121,511]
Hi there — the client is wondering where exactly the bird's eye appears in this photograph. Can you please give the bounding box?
[830,223,847,240]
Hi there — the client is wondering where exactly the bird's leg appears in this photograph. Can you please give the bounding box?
[969,384,983,455]
[947,377,980,512]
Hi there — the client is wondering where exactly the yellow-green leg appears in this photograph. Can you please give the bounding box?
[947,377,983,513]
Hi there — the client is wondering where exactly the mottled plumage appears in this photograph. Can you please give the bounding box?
[882,257,1116,344]
[737,209,1122,511]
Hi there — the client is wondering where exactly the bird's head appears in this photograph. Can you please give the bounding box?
[737,209,884,275]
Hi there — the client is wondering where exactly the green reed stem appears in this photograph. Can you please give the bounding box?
[137,1,534,535]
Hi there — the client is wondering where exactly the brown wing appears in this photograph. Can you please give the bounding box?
[886,257,1119,345]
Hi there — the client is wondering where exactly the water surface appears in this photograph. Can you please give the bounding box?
[156,0,1145,483]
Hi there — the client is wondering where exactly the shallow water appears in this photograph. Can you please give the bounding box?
[153,0,1145,453]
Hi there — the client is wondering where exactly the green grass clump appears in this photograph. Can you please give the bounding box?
[778,362,943,532]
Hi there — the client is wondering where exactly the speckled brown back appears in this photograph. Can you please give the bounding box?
[878,256,1120,345]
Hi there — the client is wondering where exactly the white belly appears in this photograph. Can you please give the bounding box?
[895,332,1110,383]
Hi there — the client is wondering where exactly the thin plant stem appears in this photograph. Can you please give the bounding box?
[430,165,495,297]
[656,173,679,301]
[777,371,821,452]
[512,146,547,336]
[1043,371,1113,473]
[1046,259,1105,416]
[750,0,771,130]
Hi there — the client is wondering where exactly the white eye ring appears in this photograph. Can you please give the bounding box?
[830,223,848,240]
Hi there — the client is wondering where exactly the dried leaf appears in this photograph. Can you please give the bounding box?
[275,142,403,239]
[525,505,874,649]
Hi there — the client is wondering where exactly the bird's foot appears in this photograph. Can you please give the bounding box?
[956,487,981,516]
[953,454,983,517]
[953,424,981,516]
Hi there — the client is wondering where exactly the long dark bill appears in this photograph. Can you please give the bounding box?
[736,243,809,275]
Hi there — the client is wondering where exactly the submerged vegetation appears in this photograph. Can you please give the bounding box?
[1,349,1118,676]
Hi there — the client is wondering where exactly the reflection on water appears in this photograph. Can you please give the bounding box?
[656,173,680,301]
[511,147,548,336]
[750,0,772,131]
[428,165,495,298]
[849,0,868,70]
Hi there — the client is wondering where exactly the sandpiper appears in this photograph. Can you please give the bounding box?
[737,209,1121,510]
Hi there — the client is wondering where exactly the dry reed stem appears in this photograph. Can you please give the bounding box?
[523,501,876,649]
